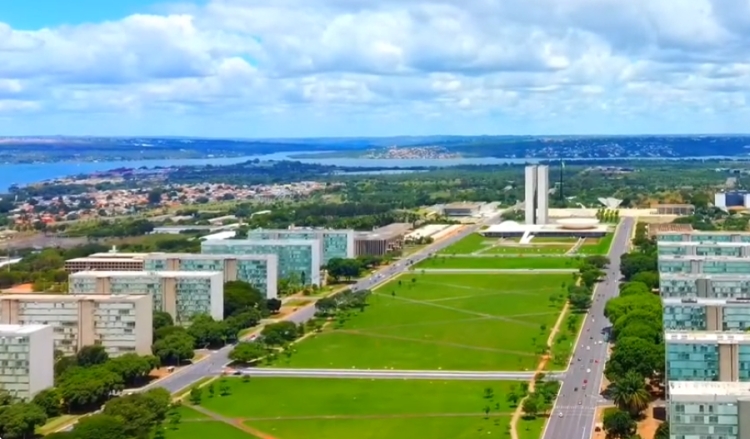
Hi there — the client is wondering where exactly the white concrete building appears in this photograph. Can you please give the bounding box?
[537,165,549,225]
[524,165,538,225]
[0,324,53,400]
[0,294,152,357]
[69,271,224,324]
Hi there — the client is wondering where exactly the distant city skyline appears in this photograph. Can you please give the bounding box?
[2,0,750,137]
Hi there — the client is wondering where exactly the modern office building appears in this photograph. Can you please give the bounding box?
[243,228,355,263]
[657,241,750,257]
[653,204,696,216]
[524,165,549,225]
[202,239,321,286]
[661,273,750,300]
[0,324,53,400]
[715,191,750,210]
[65,256,146,273]
[69,271,224,323]
[144,253,278,299]
[664,298,750,332]
[442,202,481,217]
[354,223,411,257]
[668,381,750,439]
[658,232,750,243]
[0,294,152,357]
[665,332,750,382]
[659,255,750,275]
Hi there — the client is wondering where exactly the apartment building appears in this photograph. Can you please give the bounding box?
[664,298,750,332]
[665,332,750,382]
[659,255,750,275]
[202,239,321,286]
[65,256,146,273]
[243,229,355,263]
[658,232,750,243]
[668,381,748,439]
[0,324,53,400]
[0,294,152,357]
[660,273,750,299]
[69,271,223,323]
[144,253,278,299]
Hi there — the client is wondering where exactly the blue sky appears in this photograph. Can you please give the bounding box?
[1,0,750,137]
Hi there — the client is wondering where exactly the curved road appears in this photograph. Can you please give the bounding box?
[541,217,634,439]
[142,213,504,394]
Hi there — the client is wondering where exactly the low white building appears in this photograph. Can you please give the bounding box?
[0,324,53,400]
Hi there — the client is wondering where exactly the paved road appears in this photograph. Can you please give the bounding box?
[541,217,634,439]
[142,214,503,395]
[235,368,564,381]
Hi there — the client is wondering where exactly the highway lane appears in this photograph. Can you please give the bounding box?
[541,217,635,439]
[142,213,503,395]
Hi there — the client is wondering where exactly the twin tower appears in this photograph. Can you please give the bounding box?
[524,165,550,225]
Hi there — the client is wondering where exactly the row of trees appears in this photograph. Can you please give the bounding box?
[601,222,668,439]
[595,209,621,223]
[325,255,390,283]
[567,255,611,312]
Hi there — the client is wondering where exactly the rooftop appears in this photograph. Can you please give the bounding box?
[663,297,750,306]
[669,381,750,397]
[146,253,277,261]
[69,270,223,278]
[88,252,150,259]
[0,294,148,302]
[658,231,750,236]
[444,202,481,209]
[661,273,750,280]
[203,238,319,246]
[483,220,608,234]
[67,257,146,263]
[0,324,49,335]
[665,331,750,343]
[659,254,750,261]
[356,223,411,240]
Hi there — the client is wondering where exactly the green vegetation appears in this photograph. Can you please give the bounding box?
[576,233,614,255]
[183,377,546,439]
[602,222,664,439]
[483,245,570,255]
[416,256,583,270]
[439,233,491,254]
[268,273,571,371]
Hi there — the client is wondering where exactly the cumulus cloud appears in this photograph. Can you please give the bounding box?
[1,0,750,136]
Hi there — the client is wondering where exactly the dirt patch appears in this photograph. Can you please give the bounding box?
[234,419,281,439]
[1,283,34,293]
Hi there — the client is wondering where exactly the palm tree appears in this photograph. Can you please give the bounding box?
[611,371,651,416]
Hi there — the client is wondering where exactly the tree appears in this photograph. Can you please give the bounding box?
[76,345,109,367]
[629,271,659,290]
[224,281,267,318]
[189,387,202,405]
[521,395,541,418]
[603,409,636,439]
[187,315,230,349]
[106,354,159,387]
[229,342,268,364]
[31,388,62,417]
[315,297,338,316]
[609,371,651,417]
[152,331,195,365]
[605,337,664,381]
[103,388,171,439]
[70,414,130,439]
[153,311,174,332]
[261,321,302,346]
[266,298,282,313]
[654,421,669,439]
[58,365,124,412]
[325,258,363,281]
[0,402,47,439]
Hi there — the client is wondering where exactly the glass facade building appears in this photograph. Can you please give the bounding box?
[201,239,322,286]
[665,332,750,382]
[658,232,750,243]
[668,381,750,439]
[663,298,750,332]
[659,256,750,275]
[244,229,355,263]
[658,242,750,257]
[660,274,750,299]
[68,271,224,324]
[144,253,279,299]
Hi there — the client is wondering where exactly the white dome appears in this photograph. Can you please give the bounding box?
[556,218,600,230]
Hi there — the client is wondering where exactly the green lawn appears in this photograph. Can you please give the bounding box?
[161,421,258,439]
[576,234,614,255]
[194,377,524,439]
[272,273,571,370]
[546,310,585,371]
[415,256,583,270]
[481,245,570,255]
[439,233,495,254]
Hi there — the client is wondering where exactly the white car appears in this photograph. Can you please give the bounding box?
[558,412,563,418]
[586,346,590,350]
[586,368,591,373]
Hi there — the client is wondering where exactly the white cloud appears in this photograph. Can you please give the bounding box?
[1,0,750,136]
